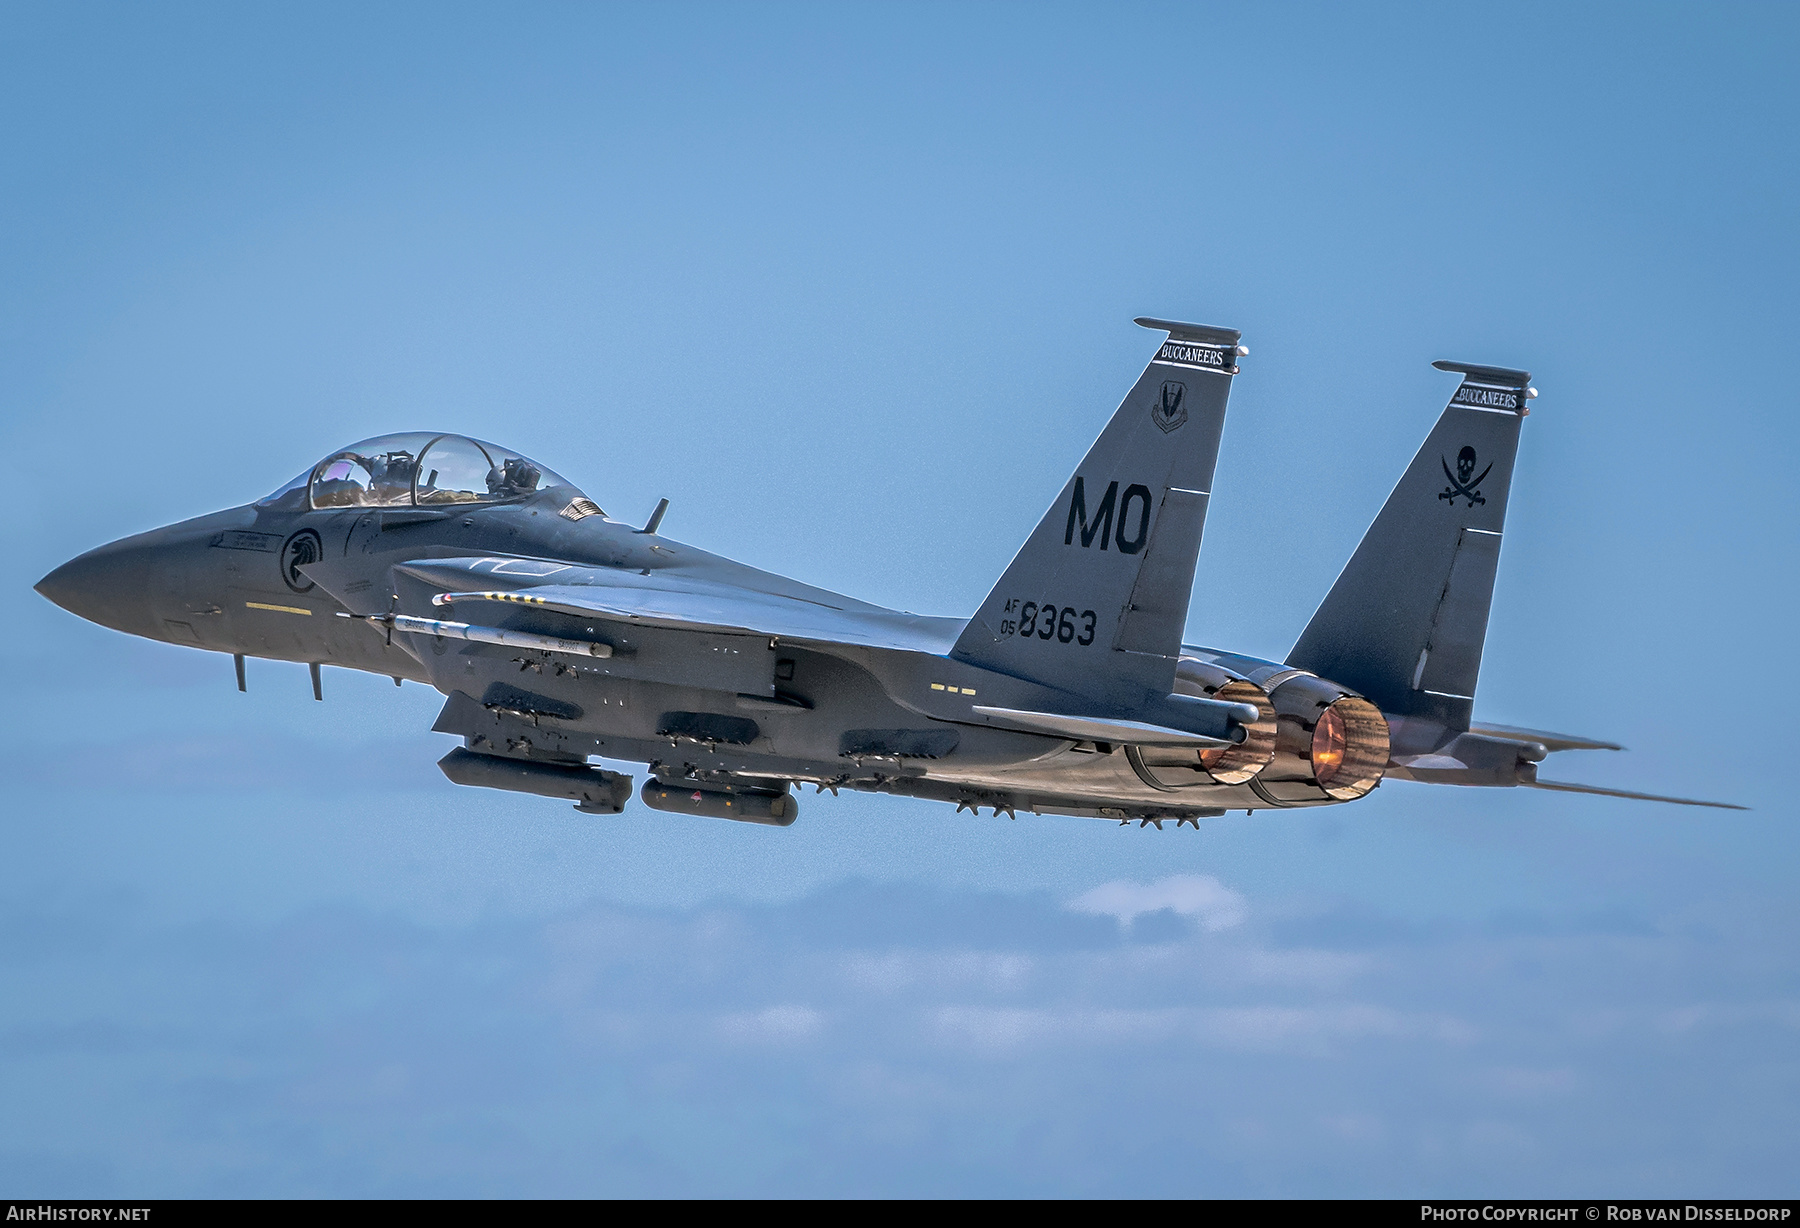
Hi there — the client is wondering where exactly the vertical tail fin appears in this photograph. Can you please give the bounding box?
[952,318,1245,705]
[1286,361,1534,730]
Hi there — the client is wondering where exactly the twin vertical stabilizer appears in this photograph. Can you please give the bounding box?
[1286,362,1533,730]
[955,330,1530,736]
[951,319,1245,706]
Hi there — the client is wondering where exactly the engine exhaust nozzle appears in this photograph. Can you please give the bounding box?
[1126,660,1278,790]
[1254,674,1391,804]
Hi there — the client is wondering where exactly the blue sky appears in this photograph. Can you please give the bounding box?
[2,1,1796,1196]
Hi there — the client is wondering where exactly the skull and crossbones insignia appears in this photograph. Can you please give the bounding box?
[1438,445,1491,507]
[1152,381,1187,433]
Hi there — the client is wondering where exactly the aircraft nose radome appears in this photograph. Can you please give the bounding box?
[35,543,157,634]
[36,556,92,614]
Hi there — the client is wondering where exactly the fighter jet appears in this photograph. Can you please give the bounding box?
[35,318,1741,827]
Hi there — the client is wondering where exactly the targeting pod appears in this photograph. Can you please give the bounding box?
[438,747,632,814]
[641,778,799,826]
[1250,672,1390,804]
[1126,658,1278,790]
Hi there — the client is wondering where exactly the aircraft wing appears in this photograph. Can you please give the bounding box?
[388,557,966,656]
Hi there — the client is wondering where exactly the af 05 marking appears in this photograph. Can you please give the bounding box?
[1000,599,1097,646]
[1063,477,1151,554]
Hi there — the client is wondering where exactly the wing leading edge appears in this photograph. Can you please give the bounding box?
[390,558,967,656]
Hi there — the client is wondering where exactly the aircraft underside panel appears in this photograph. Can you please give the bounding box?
[423,654,1340,822]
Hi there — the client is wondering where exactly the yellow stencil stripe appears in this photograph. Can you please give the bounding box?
[245,601,312,616]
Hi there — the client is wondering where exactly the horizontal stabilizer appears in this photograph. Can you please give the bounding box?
[1527,779,1747,810]
[969,705,1234,748]
[1469,721,1624,753]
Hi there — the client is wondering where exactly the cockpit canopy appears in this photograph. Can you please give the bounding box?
[260,434,579,510]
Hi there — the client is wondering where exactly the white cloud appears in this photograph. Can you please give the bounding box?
[8,872,1795,1193]
[927,1005,1187,1050]
[1470,1066,1579,1100]
[716,1005,825,1044]
[925,1003,1474,1055]
[1189,1004,1478,1052]
[1066,874,1247,932]
[1229,947,1373,988]
[1654,1000,1800,1035]
[1320,1113,1386,1144]
[843,950,1034,994]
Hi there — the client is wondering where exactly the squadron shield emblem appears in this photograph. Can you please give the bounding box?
[280,529,322,592]
[1152,381,1187,433]
[1438,446,1491,508]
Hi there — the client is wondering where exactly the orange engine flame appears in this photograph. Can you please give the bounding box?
[1311,706,1347,786]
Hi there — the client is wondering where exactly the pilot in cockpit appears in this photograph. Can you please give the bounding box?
[310,449,416,508]
[487,457,542,498]
[368,451,420,503]
[271,433,575,512]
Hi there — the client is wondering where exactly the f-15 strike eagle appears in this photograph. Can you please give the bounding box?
[36,318,1742,826]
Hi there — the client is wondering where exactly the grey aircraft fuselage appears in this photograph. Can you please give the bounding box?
[36,319,1740,825]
